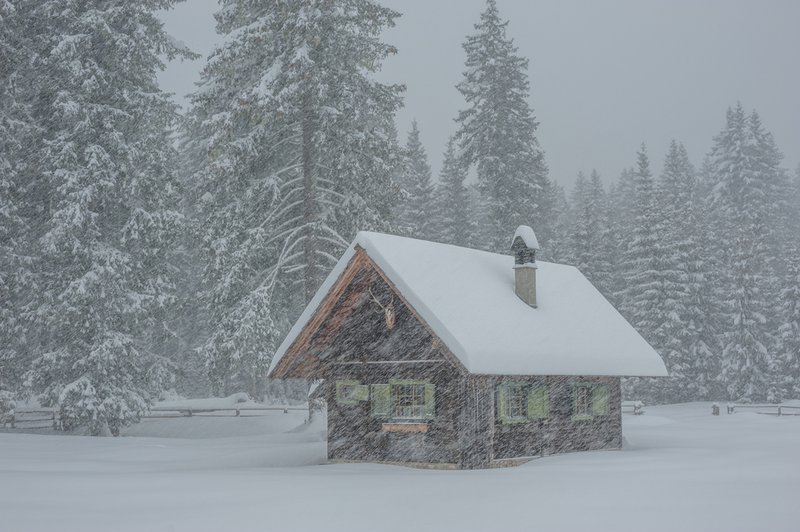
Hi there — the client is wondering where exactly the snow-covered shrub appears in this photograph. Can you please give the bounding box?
[232,392,250,404]
[57,378,146,436]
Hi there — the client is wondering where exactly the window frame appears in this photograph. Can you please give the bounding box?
[369,379,435,422]
[497,381,550,424]
[390,381,427,420]
[572,382,611,421]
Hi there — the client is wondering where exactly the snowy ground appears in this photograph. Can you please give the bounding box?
[1,403,798,532]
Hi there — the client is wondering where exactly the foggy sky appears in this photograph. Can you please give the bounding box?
[157,0,800,188]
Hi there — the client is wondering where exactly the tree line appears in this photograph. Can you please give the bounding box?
[0,0,798,434]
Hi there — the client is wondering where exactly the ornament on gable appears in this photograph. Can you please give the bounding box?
[368,286,396,330]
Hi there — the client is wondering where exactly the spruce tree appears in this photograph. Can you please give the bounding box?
[616,145,668,402]
[436,136,474,247]
[586,170,616,297]
[397,121,436,239]
[656,141,718,401]
[185,0,403,395]
[569,171,590,269]
[22,0,190,434]
[778,247,800,398]
[568,170,613,284]
[541,184,572,264]
[618,146,665,332]
[707,104,775,402]
[455,0,551,251]
[0,0,31,394]
[604,174,633,307]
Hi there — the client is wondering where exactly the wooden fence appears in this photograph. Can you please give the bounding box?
[147,405,308,418]
[1,410,58,430]
[1,405,309,431]
[730,404,800,416]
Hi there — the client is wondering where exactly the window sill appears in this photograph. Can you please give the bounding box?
[572,414,593,421]
[499,417,529,425]
[382,422,429,433]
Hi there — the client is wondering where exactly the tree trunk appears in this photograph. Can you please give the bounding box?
[302,93,317,302]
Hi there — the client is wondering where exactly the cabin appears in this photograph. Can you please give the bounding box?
[268,227,667,469]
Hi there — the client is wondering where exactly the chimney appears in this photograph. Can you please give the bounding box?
[511,225,539,307]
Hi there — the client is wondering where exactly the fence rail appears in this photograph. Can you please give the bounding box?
[147,406,308,418]
[1,410,58,430]
[731,404,800,416]
[1,404,309,430]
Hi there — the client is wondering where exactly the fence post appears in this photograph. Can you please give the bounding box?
[236,408,240,417]
[778,406,782,417]
[10,412,15,429]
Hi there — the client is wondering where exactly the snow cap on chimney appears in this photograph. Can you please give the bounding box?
[511,225,539,307]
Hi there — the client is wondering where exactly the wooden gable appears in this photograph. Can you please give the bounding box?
[270,246,466,379]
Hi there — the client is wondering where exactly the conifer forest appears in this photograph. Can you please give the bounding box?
[1,0,799,438]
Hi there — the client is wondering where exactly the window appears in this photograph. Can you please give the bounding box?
[506,384,528,420]
[392,383,426,419]
[573,383,610,420]
[575,385,591,417]
[497,382,549,424]
[335,380,368,405]
[370,380,435,421]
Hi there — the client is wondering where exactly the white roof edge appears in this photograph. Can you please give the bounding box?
[512,225,540,250]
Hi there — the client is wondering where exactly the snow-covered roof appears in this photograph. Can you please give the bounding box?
[269,232,667,377]
[512,225,540,250]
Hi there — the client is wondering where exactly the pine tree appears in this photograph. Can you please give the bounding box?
[568,170,613,283]
[22,0,190,434]
[397,121,436,239]
[778,246,800,398]
[586,170,616,297]
[604,172,634,307]
[617,145,668,402]
[656,141,718,401]
[569,171,590,269]
[0,0,31,394]
[539,184,571,264]
[185,0,403,395]
[707,104,776,402]
[455,0,551,251]
[436,136,474,247]
[618,146,664,330]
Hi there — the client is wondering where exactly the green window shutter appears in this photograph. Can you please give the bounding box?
[354,385,369,401]
[335,380,360,405]
[592,384,609,415]
[527,386,549,419]
[496,384,508,423]
[370,384,390,418]
[424,384,435,419]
